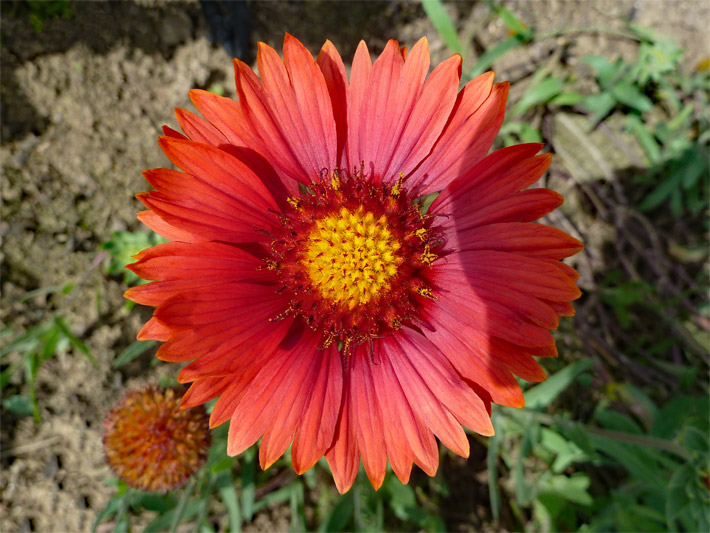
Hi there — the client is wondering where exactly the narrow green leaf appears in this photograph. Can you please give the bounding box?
[579,92,616,124]
[524,359,595,409]
[20,282,75,302]
[610,82,654,113]
[487,413,501,521]
[1,359,25,390]
[511,76,565,116]
[469,35,525,78]
[317,491,354,533]
[290,482,306,532]
[216,471,241,533]
[2,394,35,417]
[53,316,96,364]
[240,447,256,521]
[251,485,295,514]
[421,0,463,56]
[169,478,196,533]
[583,55,619,88]
[495,6,533,39]
[627,115,661,164]
[144,500,202,533]
[550,91,583,106]
[113,340,157,368]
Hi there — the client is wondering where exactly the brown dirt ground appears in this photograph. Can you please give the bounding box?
[1,1,707,532]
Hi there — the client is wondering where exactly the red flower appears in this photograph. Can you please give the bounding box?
[126,34,582,493]
[103,385,210,492]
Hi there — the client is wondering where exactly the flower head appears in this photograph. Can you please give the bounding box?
[103,385,210,492]
[127,34,583,493]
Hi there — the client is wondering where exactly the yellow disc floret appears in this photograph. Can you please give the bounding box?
[304,206,401,309]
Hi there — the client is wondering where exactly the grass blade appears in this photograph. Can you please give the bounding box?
[113,340,157,368]
[217,471,241,533]
[421,0,463,56]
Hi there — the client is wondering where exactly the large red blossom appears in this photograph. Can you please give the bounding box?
[126,34,583,493]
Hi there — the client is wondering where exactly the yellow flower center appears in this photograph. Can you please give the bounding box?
[303,206,401,309]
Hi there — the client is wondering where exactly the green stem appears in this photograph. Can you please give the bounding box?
[509,409,691,460]
[170,478,196,533]
[535,26,642,42]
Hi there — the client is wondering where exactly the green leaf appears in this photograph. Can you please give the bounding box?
[524,359,595,409]
[595,409,643,434]
[290,481,306,532]
[589,436,664,487]
[583,55,619,88]
[610,83,654,113]
[240,447,256,521]
[511,77,565,117]
[540,428,588,473]
[251,484,295,514]
[20,282,75,302]
[580,92,616,124]
[638,171,682,211]
[318,491,354,533]
[129,492,176,512]
[681,426,709,456]
[143,500,202,533]
[216,471,241,533]
[550,91,583,106]
[538,472,593,506]
[487,413,501,521]
[113,340,157,368]
[53,316,96,364]
[421,0,463,56]
[2,394,35,417]
[415,191,439,214]
[495,6,534,39]
[469,35,526,78]
[627,115,661,164]
[666,463,695,524]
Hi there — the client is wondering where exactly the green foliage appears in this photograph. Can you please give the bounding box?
[421,0,463,58]
[101,230,166,287]
[25,0,73,32]
[95,420,449,532]
[486,361,710,532]
[1,305,95,423]
[581,27,710,215]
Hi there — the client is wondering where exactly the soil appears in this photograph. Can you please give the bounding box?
[1,1,707,532]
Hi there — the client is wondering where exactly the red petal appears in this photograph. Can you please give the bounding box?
[175,107,227,146]
[226,328,326,460]
[352,39,405,178]
[351,349,387,490]
[137,210,202,243]
[440,251,582,302]
[446,222,584,260]
[180,376,232,409]
[128,241,265,282]
[448,188,563,228]
[325,361,360,494]
[431,144,548,215]
[291,342,343,474]
[392,330,494,438]
[408,75,505,194]
[344,40,373,172]
[368,341,439,479]
[136,317,170,341]
[382,52,461,181]
[317,40,349,164]
[424,308,526,407]
[188,89,252,147]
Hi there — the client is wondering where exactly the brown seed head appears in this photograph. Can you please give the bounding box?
[103,385,210,492]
